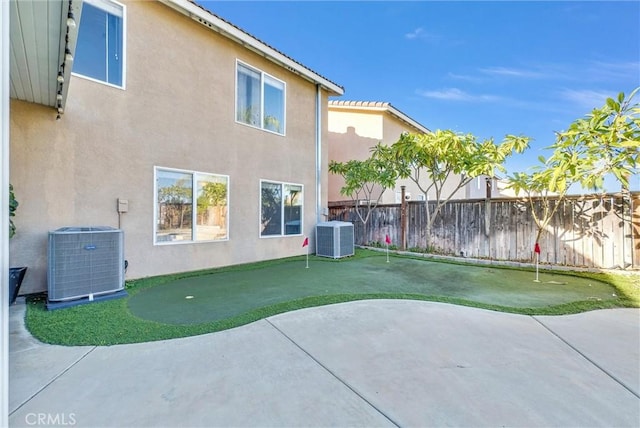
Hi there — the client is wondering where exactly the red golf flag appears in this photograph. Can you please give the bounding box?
[534,243,541,254]
[385,234,391,245]
[302,237,309,247]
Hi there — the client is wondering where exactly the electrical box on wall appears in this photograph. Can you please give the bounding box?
[117,199,129,213]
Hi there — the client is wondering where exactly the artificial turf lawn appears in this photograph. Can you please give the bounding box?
[128,254,617,325]
[24,250,638,345]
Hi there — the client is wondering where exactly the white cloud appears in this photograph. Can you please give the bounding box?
[585,60,640,82]
[417,88,500,102]
[479,66,548,79]
[405,27,424,40]
[405,27,443,44]
[558,88,613,110]
[447,72,484,83]
[477,60,639,84]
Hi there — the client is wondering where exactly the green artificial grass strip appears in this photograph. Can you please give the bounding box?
[127,254,617,325]
[24,249,638,346]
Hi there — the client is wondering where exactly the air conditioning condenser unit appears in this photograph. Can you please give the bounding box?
[316,221,354,259]
[47,226,126,309]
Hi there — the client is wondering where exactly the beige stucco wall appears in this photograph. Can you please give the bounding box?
[328,109,384,140]
[328,106,466,205]
[10,0,331,294]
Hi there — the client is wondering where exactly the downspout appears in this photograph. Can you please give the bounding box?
[1,0,10,424]
[315,84,322,224]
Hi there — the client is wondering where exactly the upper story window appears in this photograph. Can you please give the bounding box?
[155,167,229,244]
[74,0,125,88]
[236,61,286,135]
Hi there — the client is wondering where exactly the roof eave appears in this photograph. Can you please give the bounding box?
[9,0,79,114]
[329,101,430,134]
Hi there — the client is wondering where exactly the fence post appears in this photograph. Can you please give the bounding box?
[401,186,407,250]
[632,194,640,269]
[484,177,492,258]
[620,189,633,269]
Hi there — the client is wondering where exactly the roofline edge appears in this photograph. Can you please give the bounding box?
[160,0,344,96]
[329,100,430,133]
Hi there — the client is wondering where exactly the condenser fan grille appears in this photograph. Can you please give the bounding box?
[48,227,124,302]
[315,221,354,259]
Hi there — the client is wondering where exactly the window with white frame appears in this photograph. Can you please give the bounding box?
[260,181,302,237]
[74,0,125,88]
[236,62,285,134]
[155,168,229,244]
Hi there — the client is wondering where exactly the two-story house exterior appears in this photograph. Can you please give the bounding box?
[7,0,343,295]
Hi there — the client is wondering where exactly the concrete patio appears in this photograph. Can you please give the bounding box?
[9,298,640,427]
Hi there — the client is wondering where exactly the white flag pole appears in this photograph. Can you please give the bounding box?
[303,236,309,269]
[385,235,390,263]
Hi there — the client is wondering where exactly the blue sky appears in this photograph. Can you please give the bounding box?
[200,1,640,193]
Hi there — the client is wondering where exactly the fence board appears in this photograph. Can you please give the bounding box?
[633,195,640,267]
[329,192,639,269]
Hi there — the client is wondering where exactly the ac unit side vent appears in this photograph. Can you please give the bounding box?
[48,227,125,304]
[315,221,354,259]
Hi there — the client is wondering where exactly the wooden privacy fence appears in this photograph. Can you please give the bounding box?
[328,192,640,270]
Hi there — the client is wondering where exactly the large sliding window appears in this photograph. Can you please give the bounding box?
[155,168,229,244]
[236,61,285,135]
[260,181,303,237]
[74,0,125,88]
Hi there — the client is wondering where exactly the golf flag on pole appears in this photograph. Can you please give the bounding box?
[534,242,540,282]
[303,237,309,268]
[385,234,391,263]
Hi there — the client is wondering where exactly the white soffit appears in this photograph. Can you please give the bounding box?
[9,0,79,111]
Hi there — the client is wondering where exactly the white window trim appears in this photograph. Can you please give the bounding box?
[71,0,127,90]
[154,166,230,245]
[259,179,304,239]
[235,60,286,136]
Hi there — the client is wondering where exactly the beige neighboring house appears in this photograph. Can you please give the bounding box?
[328,101,428,205]
[328,101,525,205]
[465,176,520,199]
[328,100,472,205]
[7,0,343,295]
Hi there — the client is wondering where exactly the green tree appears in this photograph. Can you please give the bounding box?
[379,130,529,249]
[9,184,18,238]
[329,144,398,240]
[508,87,640,259]
[508,166,570,254]
[197,181,228,229]
[158,180,192,230]
[548,87,639,192]
[198,182,227,210]
[261,183,282,235]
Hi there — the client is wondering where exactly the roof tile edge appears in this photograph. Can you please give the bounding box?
[329,100,430,133]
